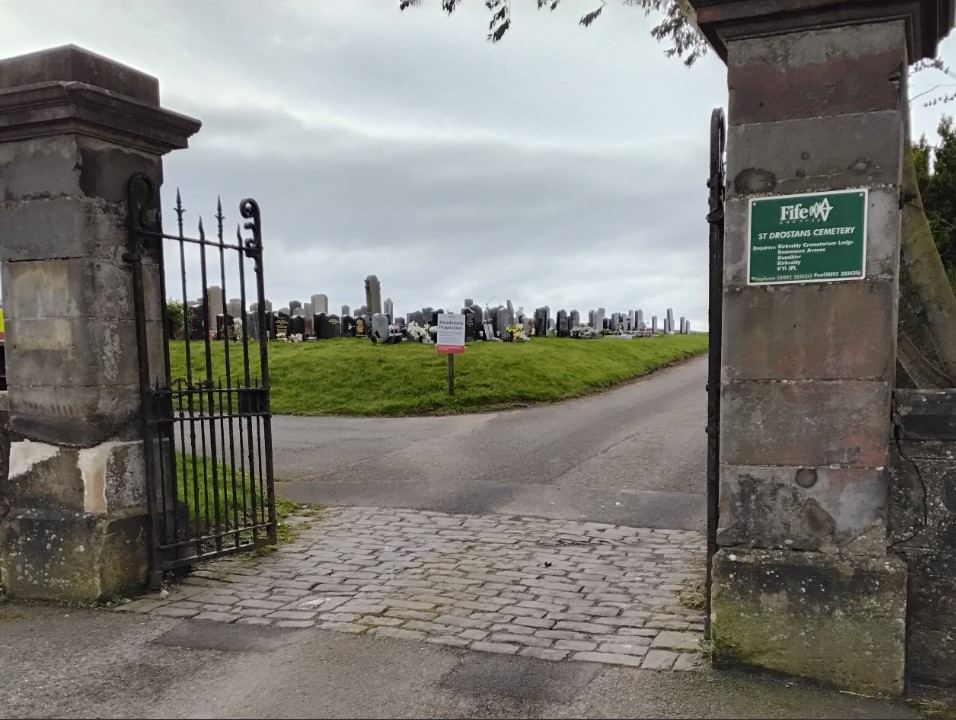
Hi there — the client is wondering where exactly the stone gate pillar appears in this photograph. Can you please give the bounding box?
[688,0,954,695]
[0,46,200,601]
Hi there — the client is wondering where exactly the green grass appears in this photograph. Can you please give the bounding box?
[174,452,276,530]
[167,334,708,417]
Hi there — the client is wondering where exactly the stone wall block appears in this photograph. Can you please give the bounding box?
[0,45,160,103]
[711,548,907,696]
[720,380,891,468]
[5,442,83,510]
[718,464,888,556]
[8,384,140,447]
[5,316,141,389]
[726,112,903,198]
[721,281,897,381]
[0,136,85,200]
[726,22,907,124]
[0,195,127,264]
[723,189,901,288]
[0,506,148,602]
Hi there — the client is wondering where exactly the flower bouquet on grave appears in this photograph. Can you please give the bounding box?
[505,324,520,342]
[386,323,404,345]
[570,324,599,340]
[404,321,431,343]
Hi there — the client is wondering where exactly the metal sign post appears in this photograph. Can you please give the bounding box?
[437,313,466,396]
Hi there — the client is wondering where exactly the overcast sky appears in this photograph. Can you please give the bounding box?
[2,1,954,328]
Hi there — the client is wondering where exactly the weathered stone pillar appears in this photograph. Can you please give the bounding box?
[0,46,200,601]
[688,0,954,695]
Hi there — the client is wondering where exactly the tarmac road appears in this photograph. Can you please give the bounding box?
[271,356,708,530]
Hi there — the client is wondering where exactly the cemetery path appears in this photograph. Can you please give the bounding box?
[272,356,706,530]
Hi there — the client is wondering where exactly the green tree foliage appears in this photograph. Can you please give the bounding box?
[913,118,956,289]
[399,0,707,65]
[166,300,185,341]
[166,301,205,341]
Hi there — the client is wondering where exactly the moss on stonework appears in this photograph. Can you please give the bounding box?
[711,594,905,696]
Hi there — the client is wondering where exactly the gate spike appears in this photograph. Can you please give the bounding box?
[198,216,205,238]
[216,197,225,240]
[175,190,185,235]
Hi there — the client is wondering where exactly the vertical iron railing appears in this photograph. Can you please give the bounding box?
[127,173,275,585]
[705,107,726,640]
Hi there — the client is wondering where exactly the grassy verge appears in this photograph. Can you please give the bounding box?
[174,452,312,549]
[168,333,708,416]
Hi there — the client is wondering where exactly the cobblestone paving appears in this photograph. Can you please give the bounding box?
[120,506,706,670]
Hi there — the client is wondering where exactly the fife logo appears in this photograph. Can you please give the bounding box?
[779,198,833,224]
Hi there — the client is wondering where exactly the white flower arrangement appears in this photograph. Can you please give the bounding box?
[405,321,433,344]
[570,324,600,340]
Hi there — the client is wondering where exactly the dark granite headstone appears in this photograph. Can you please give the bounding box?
[289,315,305,337]
[534,308,547,337]
[342,315,357,337]
[557,310,569,337]
[274,312,290,340]
[216,313,234,340]
[464,308,476,341]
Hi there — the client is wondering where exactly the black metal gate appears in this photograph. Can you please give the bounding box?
[704,107,726,638]
[126,173,276,587]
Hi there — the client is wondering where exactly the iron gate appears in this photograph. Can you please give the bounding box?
[126,173,276,587]
[705,107,726,638]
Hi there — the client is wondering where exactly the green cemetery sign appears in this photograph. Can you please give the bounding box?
[748,189,868,285]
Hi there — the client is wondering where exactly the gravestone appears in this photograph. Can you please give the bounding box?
[651,316,657,334]
[570,310,580,327]
[227,298,242,320]
[557,310,569,337]
[304,302,313,318]
[464,298,474,308]
[342,315,357,337]
[534,308,547,337]
[482,322,495,341]
[384,298,394,322]
[312,294,328,315]
[289,315,305,337]
[289,300,302,315]
[464,308,476,341]
[371,313,389,340]
[469,305,483,329]
[245,312,258,341]
[216,313,234,340]
[666,308,674,334]
[496,307,511,339]
[328,314,341,338]
[364,275,382,315]
[637,309,644,328]
[355,316,366,338]
[680,317,687,334]
[342,304,350,318]
[206,285,224,335]
[315,313,329,339]
[274,312,290,340]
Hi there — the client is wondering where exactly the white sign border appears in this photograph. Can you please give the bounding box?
[746,187,869,287]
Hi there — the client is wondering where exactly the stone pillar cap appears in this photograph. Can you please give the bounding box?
[0,44,200,154]
[687,0,955,62]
